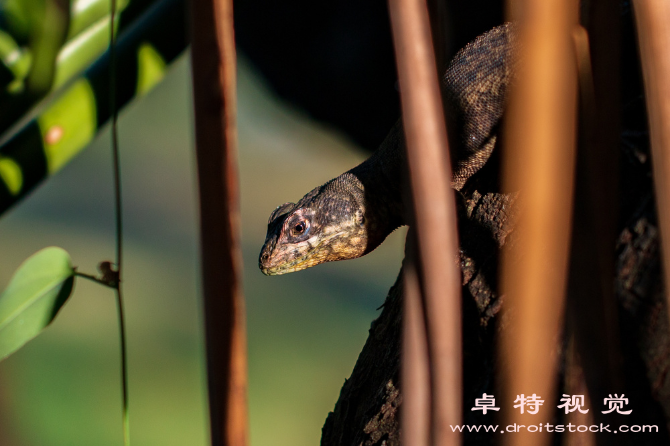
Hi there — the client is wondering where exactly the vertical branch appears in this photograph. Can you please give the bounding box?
[499,1,579,446]
[402,245,431,446]
[426,0,448,77]
[567,3,623,440]
[583,0,622,382]
[632,0,670,326]
[189,0,248,444]
[108,0,130,444]
[388,0,462,444]
[562,337,596,446]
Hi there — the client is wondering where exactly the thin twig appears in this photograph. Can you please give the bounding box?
[108,0,130,444]
[74,271,115,287]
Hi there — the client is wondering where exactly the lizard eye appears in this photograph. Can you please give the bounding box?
[290,219,310,238]
[293,221,306,235]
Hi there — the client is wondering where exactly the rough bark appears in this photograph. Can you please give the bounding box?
[321,170,518,446]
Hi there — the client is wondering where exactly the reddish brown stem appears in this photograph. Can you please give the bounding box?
[632,0,670,328]
[402,254,431,446]
[189,0,248,444]
[567,5,624,442]
[499,1,579,446]
[388,0,463,444]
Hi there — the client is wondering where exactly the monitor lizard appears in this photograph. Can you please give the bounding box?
[259,23,517,276]
[259,14,670,445]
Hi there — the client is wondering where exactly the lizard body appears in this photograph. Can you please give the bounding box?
[259,24,517,276]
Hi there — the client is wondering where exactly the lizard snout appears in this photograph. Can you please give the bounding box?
[258,242,275,275]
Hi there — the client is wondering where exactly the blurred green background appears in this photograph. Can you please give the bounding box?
[0,53,406,445]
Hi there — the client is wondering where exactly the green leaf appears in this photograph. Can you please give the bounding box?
[0,247,74,361]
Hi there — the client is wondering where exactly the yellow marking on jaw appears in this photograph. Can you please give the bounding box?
[267,231,346,274]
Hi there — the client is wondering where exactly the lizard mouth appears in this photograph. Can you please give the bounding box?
[260,231,345,276]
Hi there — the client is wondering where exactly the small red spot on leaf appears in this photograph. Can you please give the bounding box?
[45,126,64,145]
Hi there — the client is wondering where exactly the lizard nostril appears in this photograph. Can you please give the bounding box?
[261,252,269,261]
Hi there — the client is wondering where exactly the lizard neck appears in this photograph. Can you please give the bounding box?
[345,120,407,253]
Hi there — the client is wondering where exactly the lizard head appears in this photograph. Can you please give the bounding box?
[259,177,369,275]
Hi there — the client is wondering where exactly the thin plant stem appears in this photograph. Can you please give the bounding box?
[108,0,130,444]
[115,285,129,446]
[74,271,114,287]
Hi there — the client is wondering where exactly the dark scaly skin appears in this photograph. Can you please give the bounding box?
[259,24,516,276]
[259,122,405,275]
